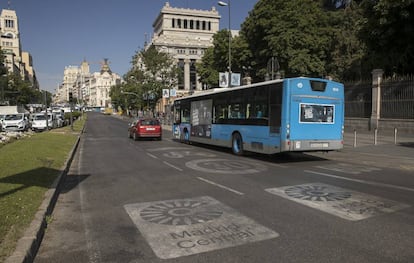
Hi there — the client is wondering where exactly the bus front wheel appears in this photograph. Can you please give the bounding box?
[232,133,244,156]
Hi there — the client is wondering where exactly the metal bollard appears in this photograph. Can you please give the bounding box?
[394,127,398,145]
[353,129,357,147]
[374,128,378,145]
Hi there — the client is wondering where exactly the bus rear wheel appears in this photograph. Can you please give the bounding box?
[232,133,244,156]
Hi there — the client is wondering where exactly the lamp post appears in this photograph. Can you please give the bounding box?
[218,0,231,82]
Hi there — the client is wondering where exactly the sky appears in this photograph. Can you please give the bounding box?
[0,0,258,93]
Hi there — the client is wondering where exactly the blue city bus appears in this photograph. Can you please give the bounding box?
[172,77,344,155]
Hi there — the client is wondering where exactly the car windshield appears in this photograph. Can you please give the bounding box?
[141,119,159,126]
[5,114,23,121]
[34,115,47,120]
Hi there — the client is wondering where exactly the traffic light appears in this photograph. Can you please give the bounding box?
[68,92,73,103]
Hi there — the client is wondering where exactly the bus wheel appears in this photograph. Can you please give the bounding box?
[232,133,244,155]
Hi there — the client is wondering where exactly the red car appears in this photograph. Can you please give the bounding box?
[128,118,162,140]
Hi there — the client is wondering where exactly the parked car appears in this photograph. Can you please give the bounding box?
[31,113,57,132]
[55,113,66,127]
[128,118,162,140]
[1,113,30,132]
[0,114,4,131]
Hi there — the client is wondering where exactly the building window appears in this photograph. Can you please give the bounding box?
[208,21,211,31]
[5,19,14,28]
[177,19,182,28]
[196,20,200,30]
[202,21,206,30]
[190,20,194,29]
[184,19,188,29]
[172,18,175,28]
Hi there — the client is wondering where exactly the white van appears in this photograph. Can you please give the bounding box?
[31,113,57,132]
[1,113,30,131]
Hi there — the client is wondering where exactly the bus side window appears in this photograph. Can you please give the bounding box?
[246,104,251,118]
[174,110,181,124]
[213,104,226,123]
[181,108,190,123]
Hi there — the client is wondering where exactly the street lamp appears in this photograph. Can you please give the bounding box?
[218,0,232,80]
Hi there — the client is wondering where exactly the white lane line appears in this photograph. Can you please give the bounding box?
[147,153,159,159]
[197,177,245,196]
[305,170,414,193]
[163,161,183,171]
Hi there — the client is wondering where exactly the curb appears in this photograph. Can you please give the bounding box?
[5,128,84,263]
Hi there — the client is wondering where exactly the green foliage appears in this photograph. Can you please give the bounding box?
[359,0,414,75]
[112,45,179,112]
[198,0,413,83]
[242,0,334,80]
[63,111,82,121]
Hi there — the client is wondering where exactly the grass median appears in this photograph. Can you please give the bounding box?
[0,115,86,261]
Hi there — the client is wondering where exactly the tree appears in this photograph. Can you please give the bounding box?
[113,45,179,113]
[359,0,414,76]
[242,0,334,81]
[197,30,253,88]
[197,47,219,88]
[325,2,366,80]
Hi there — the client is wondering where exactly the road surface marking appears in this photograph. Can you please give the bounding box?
[305,170,414,193]
[146,152,159,159]
[266,182,410,221]
[125,196,278,259]
[163,161,183,171]
[314,163,381,175]
[197,177,244,196]
[186,158,267,174]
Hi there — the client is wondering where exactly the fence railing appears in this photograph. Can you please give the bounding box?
[344,74,414,120]
[344,80,371,118]
[381,76,414,119]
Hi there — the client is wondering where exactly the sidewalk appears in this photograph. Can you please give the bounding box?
[343,129,413,148]
[313,130,414,172]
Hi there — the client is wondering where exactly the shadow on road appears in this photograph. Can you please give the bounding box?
[399,142,414,148]
[60,173,91,194]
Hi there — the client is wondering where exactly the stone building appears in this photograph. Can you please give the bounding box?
[0,8,38,89]
[87,59,121,108]
[150,2,221,96]
[54,59,121,108]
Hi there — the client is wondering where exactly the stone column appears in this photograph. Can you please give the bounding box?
[184,59,190,91]
[370,69,384,130]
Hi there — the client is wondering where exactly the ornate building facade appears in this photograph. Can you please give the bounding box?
[0,8,38,89]
[150,2,220,96]
[54,59,121,108]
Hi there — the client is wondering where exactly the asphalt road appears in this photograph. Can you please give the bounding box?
[34,112,414,263]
